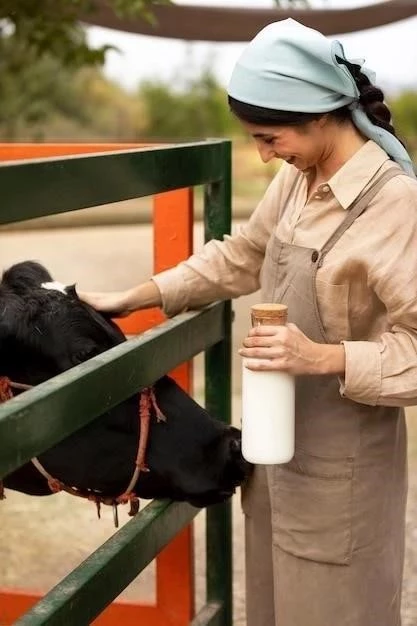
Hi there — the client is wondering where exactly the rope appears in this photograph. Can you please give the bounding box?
[0,377,165,526]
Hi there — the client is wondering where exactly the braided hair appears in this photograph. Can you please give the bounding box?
[335,56,398,139]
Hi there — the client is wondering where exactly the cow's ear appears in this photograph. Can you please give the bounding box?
[65,284,77,298]
[2,261,52,295]
[67,283,118,325]
[66,283,125,342]
[66,282,113,318]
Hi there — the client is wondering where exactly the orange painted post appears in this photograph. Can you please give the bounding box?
[153,188,195,623]
[117,187,196,624]
[0,145,196,625]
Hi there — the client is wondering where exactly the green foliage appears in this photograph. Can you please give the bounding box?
[67,68,146,139]
[390,91,417,150]
[0,1,169,67]
[138,68,242,140]
[0,0,167,139]
[0,58,146,141]
[0,38,238,141]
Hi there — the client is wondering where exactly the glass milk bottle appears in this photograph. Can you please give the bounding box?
[241,303,295,464]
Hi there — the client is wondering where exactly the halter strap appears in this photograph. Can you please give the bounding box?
[0,377,164,526]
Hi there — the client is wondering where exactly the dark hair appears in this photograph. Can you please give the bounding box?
[227,97,350,127]
[228,60,398,140]
[335,56,398,139]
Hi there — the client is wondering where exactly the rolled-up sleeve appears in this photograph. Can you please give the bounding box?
[340,177,417,407]
[152,164,289,317]
[339,341,382,405]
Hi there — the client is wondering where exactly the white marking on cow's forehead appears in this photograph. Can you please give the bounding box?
[41,281,67,295]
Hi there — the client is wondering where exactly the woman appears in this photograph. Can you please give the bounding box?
[79,19,417,626]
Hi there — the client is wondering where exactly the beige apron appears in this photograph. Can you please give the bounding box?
[243,167,408,626]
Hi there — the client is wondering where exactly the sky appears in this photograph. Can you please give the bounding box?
[85,0,417,95]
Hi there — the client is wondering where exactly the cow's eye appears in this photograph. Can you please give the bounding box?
[74,349,97,364]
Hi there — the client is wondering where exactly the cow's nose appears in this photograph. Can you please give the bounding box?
[229,436,241,455]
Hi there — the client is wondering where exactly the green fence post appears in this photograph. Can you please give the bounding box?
[204,139,233,626]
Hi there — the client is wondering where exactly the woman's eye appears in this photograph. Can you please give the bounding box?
[263,137,275,145]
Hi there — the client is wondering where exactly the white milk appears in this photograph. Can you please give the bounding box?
[241,303,295,465]
[241,364,295,464]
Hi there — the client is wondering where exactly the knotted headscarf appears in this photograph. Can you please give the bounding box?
[228,19,415,177]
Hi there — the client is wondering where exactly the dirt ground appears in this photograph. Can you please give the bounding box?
[0,222,416,625]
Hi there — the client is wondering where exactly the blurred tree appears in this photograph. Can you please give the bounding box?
[138,66,243,140]
[390,91,417,151]
[0,39,58,139]
[0,57,147,141]
[67,68,147,140]
[0,0,167,139]
[0,1,169,68]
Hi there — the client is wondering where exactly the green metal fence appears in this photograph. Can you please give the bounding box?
[0,140,233,625]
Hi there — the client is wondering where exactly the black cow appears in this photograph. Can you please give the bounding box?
[0,261,249,514]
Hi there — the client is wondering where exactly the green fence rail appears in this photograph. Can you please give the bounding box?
[0,140,233,625]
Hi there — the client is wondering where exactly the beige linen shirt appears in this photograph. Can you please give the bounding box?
[153,141,417,408]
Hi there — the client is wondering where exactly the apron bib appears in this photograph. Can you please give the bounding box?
[243,166,408,626]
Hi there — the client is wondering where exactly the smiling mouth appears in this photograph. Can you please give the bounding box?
[285,156,296,164]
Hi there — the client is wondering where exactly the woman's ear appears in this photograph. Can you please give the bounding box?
[317,114,330,128]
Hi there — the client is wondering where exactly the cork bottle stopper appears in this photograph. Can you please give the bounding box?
[251,303,288,327]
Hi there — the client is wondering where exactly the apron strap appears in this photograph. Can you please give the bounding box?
[317,165,404,268]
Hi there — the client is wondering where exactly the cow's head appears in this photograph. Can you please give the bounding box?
[1,261,251,509]
[0,261,125,384]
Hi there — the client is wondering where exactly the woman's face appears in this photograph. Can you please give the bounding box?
[241,119,328,172]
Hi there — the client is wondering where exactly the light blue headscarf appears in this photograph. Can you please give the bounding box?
[228,19,415,177]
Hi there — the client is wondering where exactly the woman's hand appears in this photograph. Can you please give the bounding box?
[77,280,163,317]
[238,323,345,376]
[76,289,133,317]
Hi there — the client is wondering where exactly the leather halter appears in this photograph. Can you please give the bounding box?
[0,377,165,527]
